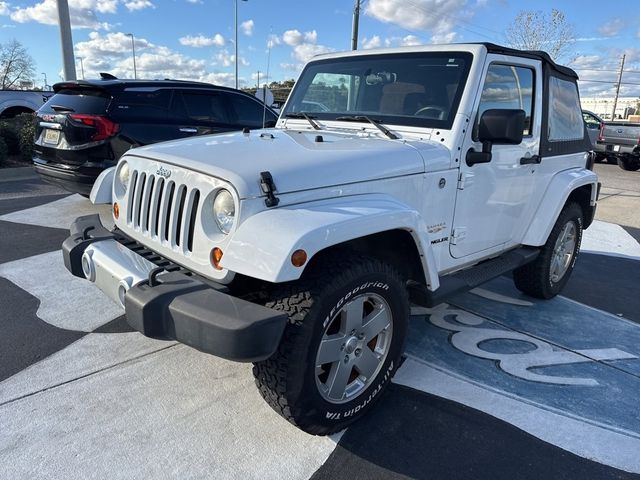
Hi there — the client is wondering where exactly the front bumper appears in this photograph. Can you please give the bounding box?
[62,214,287,362]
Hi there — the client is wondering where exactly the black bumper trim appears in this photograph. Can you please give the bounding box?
[62,215,287,362]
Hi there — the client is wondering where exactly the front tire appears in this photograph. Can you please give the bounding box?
[253,254,409,435]
[513,202,583,299]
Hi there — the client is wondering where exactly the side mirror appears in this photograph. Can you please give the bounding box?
[466,109,526,166]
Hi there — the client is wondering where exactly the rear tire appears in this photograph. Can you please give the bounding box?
[618,157,640,171]
[513,202,583,299]
[252,253,409,435]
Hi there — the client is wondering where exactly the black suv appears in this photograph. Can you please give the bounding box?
[33,78,278,195]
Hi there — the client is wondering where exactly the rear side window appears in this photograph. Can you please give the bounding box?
[111,89,171,121]
[177,91,231,124]
[225,93,276,127]
[548,77,583,141]
[477,64,534,136]
[40,88,110,114]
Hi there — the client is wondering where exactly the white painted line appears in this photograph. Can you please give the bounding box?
[581,220,640,260]
[0,250,123,332]
[0,332,174,405]
[394,358,640,473]
[0,194,113,231]
[0,345,339,480]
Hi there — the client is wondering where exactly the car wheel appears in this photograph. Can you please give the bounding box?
[253,253,409,435]
[513,202,583,299]
[618,157,640,171]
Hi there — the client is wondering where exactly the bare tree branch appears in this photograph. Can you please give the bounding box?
[505,9,576,63]
[0,40,36,90]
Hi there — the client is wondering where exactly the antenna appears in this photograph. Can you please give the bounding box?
[262,27,273,129]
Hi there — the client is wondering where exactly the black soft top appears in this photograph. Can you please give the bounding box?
[478,42,578,79]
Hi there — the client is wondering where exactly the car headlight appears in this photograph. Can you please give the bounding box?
[117,161,130,191]
[213,189,235,234]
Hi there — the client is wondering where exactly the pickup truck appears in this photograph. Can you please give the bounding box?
[0,90,53,118]
[62,42,598,435]
[600,122,640,171]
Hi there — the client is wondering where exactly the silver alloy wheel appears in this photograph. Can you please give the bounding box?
[315,293,393,404]
[550,221,577,283]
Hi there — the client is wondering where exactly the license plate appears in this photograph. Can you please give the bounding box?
[43,129,60,145]
[614,145,621,152]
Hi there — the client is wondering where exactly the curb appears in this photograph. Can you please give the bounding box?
[0,166,37,182]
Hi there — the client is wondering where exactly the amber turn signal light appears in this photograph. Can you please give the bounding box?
[291,249,307,267]
[211,247,224,270]
[113,202,119,220]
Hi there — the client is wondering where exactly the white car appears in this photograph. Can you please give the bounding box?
[63,42,598,435]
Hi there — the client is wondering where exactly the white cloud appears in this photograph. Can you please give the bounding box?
[179,33,225,48]
[241,19,254,36]
[598,18,626,37]
[0,2,10,15]
[214,50,249,68]
[282,29,303,46]
[10,0,119,29]
[365,0,465,44]
[361,36,382,49]
[123,0,154,11]
[401,35,422,46]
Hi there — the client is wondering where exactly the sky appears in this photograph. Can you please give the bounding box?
[1,0,640,99]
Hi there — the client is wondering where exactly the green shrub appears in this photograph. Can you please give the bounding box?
[0,120,20,154]
[0,137,8,165]
[17,113,36,161]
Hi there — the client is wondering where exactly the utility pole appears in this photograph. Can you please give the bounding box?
[126,33,137,79]
[351,0,361,50]
[56,0,77,80]
[256,70,260,89]
[77,57,85,79]
[612,54,625,120]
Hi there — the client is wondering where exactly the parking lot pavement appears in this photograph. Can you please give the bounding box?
[1,183,640,479]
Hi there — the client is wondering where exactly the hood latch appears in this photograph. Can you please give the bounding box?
[260,171,280,207]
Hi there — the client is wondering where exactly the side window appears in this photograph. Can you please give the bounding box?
[177,91,231,124]
[548,77,584,141]
[226,93,276,127]
[477,64,534,137]
[582,111,600,130]
[111,89,171,121]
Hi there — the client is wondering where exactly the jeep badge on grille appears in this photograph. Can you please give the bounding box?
[156,166,172,178]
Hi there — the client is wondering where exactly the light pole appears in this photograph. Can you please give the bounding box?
[42,72,48,90]
[56,0,76,80]
[126,33,137,80]
[77,56,85,79]
[235,0,248,89]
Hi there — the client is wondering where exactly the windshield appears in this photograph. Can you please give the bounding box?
[283,52,473,129]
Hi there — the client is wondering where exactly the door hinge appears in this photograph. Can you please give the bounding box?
[451,227,467,245]
[457,172,474,190]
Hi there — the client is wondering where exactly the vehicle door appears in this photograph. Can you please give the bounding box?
[219,91,278,130]
[170,89,235,137]
[450,57,542,259]
[582,111,600,147]
[109,87,175,154]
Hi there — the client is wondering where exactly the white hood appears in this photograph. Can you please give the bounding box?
[127,129,449,198]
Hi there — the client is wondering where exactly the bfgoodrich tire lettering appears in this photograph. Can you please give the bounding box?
[513,202,583,299]
[252,253,409,435]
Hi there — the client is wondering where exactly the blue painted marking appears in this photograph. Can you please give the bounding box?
[406,277,640,437]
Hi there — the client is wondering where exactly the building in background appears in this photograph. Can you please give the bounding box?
[580,96,638,120]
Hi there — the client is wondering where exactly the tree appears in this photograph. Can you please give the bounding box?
[0,40,36,90]
[505,9,576,62]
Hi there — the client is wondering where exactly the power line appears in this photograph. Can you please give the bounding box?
[579,79,640,86]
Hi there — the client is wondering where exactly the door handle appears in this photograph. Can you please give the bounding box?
[520,154,541,165]
[179,127,198,133]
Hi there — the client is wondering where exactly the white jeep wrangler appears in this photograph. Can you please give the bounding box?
[63,43,598,435]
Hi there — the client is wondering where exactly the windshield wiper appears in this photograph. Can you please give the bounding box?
[335,115,399,140]
[284,112,321,130]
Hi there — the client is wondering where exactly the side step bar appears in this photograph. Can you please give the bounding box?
[408,247,540,307]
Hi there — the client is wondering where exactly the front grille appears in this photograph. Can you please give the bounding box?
[127,170,201,252]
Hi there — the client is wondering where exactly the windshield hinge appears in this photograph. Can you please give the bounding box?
[457,172,474,190]
[260,171,280,208]
[451,227,467,245]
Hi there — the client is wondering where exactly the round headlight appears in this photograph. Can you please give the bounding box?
[117,161,130,191]
[213,189,235,234]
